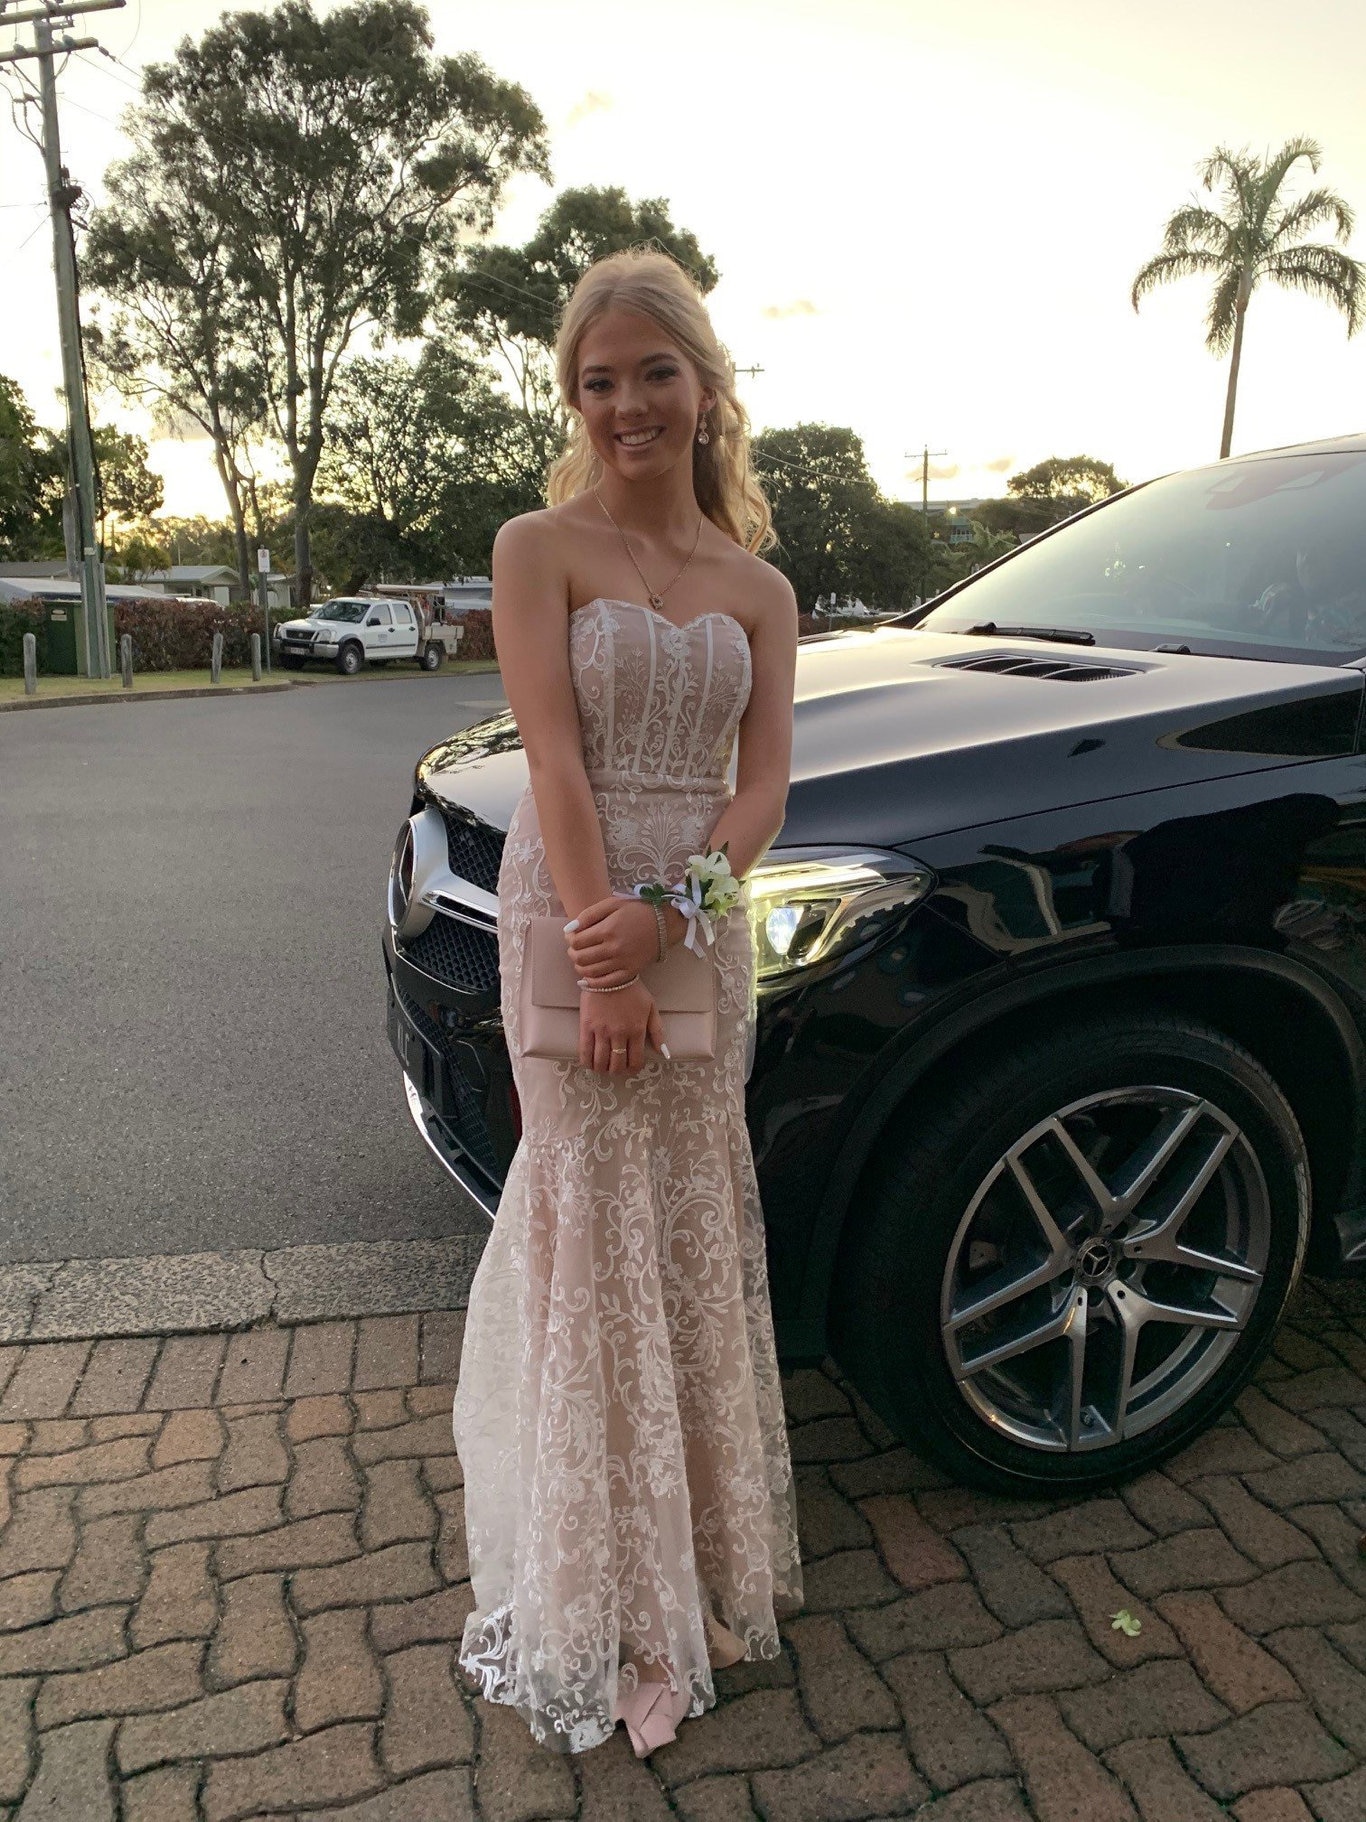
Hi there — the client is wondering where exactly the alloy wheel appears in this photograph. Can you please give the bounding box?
[940,1086,1270,1453]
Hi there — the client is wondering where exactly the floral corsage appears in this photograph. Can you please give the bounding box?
[616,841,742,955]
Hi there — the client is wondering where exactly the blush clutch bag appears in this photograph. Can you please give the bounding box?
[517,913,717,1060]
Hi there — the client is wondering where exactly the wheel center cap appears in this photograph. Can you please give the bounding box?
[1075,1237,1116,1285]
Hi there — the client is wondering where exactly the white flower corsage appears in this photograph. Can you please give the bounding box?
[616,841,741,956]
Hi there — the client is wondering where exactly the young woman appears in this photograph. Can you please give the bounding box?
[452,247,803,1758]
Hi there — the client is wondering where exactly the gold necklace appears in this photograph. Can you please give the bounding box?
[593,488,704,612]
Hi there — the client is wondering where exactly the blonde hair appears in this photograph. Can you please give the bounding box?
[545,247,775,554]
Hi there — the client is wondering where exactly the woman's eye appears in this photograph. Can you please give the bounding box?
[584,379,609,393]
[649,368,678,381]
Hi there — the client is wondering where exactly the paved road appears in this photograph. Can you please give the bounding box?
[2,675,509,1264]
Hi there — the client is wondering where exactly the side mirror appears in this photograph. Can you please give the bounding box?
[366,616,381,627]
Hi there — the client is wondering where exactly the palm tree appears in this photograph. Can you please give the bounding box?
[1132,138,1364,457]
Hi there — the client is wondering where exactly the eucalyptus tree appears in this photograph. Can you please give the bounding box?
[86,177,266,593]
[442,185,718,485]
[92,0,548,605]
[1133,138,1363,458]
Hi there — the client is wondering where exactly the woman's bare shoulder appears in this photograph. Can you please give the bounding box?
[492,504,577,556]
[728,547,798,635]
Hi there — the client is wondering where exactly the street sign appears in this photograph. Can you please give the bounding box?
[257,548,271,573]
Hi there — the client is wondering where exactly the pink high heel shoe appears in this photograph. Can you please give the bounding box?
[704,1610,749,1670]
[614,1674,692,1758]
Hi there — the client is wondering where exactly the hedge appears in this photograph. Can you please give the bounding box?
[0,601,52,677]
[114,596,276,671]
[454,607,496,662]
[0,595,281,675]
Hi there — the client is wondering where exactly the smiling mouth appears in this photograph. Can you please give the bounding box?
[615,427,664,447]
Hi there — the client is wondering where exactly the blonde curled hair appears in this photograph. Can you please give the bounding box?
[545,247,775,555]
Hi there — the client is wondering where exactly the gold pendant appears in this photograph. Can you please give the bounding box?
[650,594,664,609]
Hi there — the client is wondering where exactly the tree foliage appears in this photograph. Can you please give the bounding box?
[442,185,718,486]
[85,159,268,593]
[1007,455,1126,503]
[752,424,935,611]
[88,0,549,604]
[0,376,59,557]
[1133,137,1364,456]
[316,339,543,578]
[973,453,1127,541]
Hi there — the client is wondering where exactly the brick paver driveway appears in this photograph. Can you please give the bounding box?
[0,1278,1362,1819]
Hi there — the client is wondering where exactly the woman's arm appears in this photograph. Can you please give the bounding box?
[491,516,613,921]
[691,568,800,891]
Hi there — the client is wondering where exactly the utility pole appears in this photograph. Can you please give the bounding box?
[904,445,948,516]
[1,0,126,678]
[734,364,765,378]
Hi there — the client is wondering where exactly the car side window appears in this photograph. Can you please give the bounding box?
[368,605,391,627]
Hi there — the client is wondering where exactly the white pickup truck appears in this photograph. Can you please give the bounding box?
[274,597,461,674]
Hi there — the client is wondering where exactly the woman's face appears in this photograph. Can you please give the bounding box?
[574,307,715,483]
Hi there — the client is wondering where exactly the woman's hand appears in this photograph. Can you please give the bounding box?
[579,978,668,1073]
[565,896,662,984]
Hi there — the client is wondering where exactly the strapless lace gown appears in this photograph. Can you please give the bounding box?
[452,597,803,1754]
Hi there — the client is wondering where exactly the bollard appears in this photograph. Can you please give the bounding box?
[120,633,133,690]
[250,632,262,682]
[22,632,36,696]
[211,631,223,684]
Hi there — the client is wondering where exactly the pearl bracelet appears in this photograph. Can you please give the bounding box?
[579,974,640,993]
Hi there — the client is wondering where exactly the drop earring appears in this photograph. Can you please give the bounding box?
[696,413,710,447]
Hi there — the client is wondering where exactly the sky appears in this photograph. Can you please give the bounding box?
[3,0,1365,523]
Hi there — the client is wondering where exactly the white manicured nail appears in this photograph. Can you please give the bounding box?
[564,919,579,933]
[659,1043,672,1060]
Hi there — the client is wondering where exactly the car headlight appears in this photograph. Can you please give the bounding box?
[747,847,934,983]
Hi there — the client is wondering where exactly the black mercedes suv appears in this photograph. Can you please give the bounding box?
[383,433,1366,1493]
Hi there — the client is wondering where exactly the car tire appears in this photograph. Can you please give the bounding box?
[337,643,364,676]
[420,643,444,671]
[828,1012,1310,1493]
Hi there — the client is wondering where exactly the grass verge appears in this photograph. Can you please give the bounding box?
[0,657,501,706]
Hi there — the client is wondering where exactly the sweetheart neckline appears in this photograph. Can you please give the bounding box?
[571,597,748,640]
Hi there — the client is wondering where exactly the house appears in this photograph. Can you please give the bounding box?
[135,565,294,612]
[900,499,987,547]
[136,565,242,606]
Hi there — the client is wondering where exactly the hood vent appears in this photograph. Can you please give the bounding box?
[937,653,1140,683]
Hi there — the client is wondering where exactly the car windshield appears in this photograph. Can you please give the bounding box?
[314,601,367,623]
[912,450,1366,663]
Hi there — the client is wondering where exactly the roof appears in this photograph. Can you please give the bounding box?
[141,566,239,583]
[0,560,69,578]
[0,578,172,601]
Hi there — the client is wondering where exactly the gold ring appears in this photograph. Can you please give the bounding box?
[610,1045,627,1054]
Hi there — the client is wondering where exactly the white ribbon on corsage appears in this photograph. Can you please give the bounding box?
[612,879,717,955]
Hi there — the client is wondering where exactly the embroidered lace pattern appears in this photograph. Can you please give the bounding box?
[452,598,803,1753]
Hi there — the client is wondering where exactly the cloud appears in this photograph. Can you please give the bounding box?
[983,453,1016,473]
[760,299,820,320]
[565,91,612,127]
[927,461,961,482]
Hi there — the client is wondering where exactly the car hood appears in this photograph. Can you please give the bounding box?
[416,626,1363,848]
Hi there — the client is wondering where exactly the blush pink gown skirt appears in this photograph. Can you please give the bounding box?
[452,599,804,1754]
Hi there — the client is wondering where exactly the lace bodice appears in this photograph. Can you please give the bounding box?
[569,598,752,786]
